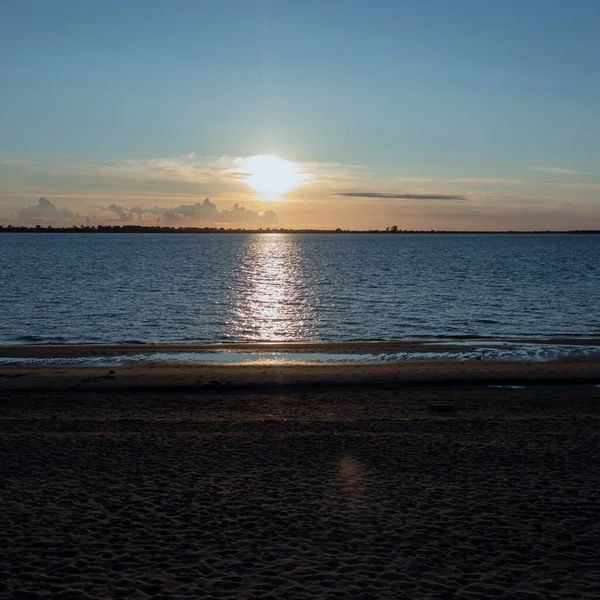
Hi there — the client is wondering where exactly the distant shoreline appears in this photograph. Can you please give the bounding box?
[1,226,599,234]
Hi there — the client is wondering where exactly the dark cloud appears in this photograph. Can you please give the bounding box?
[17,197,77,222]
[103,198,277,226]
[333,192,467,200]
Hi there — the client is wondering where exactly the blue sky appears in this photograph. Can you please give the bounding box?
[1,0,599,229]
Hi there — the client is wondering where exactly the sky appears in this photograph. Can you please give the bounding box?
[1,0,599,230]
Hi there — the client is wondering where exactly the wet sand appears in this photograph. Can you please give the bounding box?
[2,356,600,599]
[1,357,600,393]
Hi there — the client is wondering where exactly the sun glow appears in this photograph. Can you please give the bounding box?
[242,155,306,197]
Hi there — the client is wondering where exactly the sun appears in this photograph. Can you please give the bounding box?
[242,155,306,196]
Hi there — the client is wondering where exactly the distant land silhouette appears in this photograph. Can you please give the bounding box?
[0,225,598,234]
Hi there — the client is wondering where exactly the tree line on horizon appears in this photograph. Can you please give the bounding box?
[0,224,598,234]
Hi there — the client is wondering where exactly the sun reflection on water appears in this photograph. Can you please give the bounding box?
[231,234,317,341]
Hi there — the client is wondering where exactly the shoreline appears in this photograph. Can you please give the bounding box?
[2,336,600,358]
[2,339,600,393]
[2,358,600,393]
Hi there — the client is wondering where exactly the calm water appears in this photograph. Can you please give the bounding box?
[1,233,598,344]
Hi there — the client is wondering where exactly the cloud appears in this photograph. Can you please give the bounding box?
[10,196,277,227]
[1,154,366,192]
[391,176,600,191]
[529,166,583,175]
[101,198,277,226]
[333,192,467,200]
[304,162,369,183]
[102,204,133,221]
[16,197,78,222]
[2,160,36,167]
[2,155,246,189]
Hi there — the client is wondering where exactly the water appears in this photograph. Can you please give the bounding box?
[2,343,600,367]
[1,233,598,345]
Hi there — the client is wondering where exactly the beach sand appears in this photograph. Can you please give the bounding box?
[2,355,600,599]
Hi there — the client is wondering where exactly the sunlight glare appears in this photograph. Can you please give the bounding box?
[242,155,306,196]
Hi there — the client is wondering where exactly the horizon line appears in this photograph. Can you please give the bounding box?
[1,225,599,235]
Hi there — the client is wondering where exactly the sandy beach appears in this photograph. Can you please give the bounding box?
[2,351,600,599]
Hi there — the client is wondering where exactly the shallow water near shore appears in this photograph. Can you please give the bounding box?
[2,341,600,366]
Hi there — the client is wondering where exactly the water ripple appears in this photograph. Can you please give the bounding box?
[0,233,599,344]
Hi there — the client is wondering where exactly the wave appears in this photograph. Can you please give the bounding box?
[13,335,70,344]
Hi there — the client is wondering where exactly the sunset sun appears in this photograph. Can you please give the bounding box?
[242,155,306,197]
